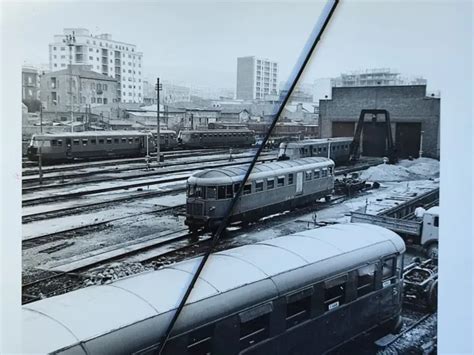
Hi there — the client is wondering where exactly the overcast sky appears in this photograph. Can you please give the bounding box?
[4,0,472,92]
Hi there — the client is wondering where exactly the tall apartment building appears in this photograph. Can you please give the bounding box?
[331,68,427,87]
[236,56,278,100]
[22,65,41,102]
[49,28,143,103]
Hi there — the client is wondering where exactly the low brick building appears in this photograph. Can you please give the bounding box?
[319,85,440,158]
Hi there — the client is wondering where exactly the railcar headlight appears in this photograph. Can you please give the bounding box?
[209,207,216,211]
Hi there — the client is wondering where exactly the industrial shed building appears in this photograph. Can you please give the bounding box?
[319,85,440,158]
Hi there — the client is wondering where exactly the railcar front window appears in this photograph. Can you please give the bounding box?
[322,169,328,178]
[288,174,294,185]
[187,185,195,197]
[234,183,241,195]
[382,258,396,287]
[328,167,333,176]
[225,185,233,198]
[434,216,439,227]
[207,186,217,199]
[305,171,312,181]
[217,186,227,199]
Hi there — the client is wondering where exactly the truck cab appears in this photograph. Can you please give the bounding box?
[420,206,439,259]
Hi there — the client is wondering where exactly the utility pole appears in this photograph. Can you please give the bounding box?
[63,31,76,132]
[40,103,43,133]
[155,78,162,163]
[419,130,424,158]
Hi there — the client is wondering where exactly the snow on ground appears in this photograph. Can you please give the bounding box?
[360,158,439,182]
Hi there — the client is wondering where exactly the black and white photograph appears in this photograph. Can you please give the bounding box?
[0,0,472,354]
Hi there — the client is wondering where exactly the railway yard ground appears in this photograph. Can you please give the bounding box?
[22,150,440,354]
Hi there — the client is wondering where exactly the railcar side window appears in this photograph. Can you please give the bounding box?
[225,185,233,198]
[322,169,328,178]
[234,183,241,195]
[57,139,63,146]
[186,325,214,355]
[73,139,80,145]
[357,264,376,297]
[128,138,133,144]
[277,176,285,187]
[51,140,57,146]
[288,174,294,185]
[239,304,272,350]
[90,139,96,144]
[207,186,217,199]
[121,138,127,143]
[382,257,396,287]
[134,138,139,143]
[314,170,320,179]
[107,138,113,144]
[324,276,347,311]
[82,139,88,145]
[434,216,439,227]
[255,180,264,192]
[305,171,312,181]
[243,183,252,195]
[286,288,313,329]
[99,139,105,144]
[328,167,333,176]
[114,138,119,144]
[267,178,274,189]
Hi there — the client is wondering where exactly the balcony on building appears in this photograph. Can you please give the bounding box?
[102,48,108,57]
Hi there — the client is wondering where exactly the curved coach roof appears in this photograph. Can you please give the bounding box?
[32,130,176,139]
[281,137,353,148]
[22,223,404,354]
[188,157,334,185]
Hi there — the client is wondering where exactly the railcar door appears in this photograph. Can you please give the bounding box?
[65,138,72,158]
[296,172,303,195]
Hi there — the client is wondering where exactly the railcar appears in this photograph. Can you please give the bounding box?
[278,137,353,164]
[185,157,335,232]
[22,223,405,355]
[151,130,179,151]
[26,131,166,163]
[178,129,256,149]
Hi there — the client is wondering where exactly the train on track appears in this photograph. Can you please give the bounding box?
[26,129,255,163]
[185,157,335,232]
[277,137,353,164]
[177,129,256,148]
[22,223,405,355]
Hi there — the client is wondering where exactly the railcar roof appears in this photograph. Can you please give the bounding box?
[426,206,439,215]
[179,129,254,134]
[22,223,404,354]
[31,130,171,139]
[188,157,334,184]
[281,137,353,148]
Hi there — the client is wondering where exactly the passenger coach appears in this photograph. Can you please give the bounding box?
[178,129,256,149]
[26,131,153,163]
[22,223,406,355]
[278,137,353,164]
[185,157,335,231]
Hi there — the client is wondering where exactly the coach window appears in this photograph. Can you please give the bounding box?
[357,264,376,297]
[318,147,322,153]
[121,138,127,143]
[106,138,112,144]
[322,169,328,178]
[434,216,439,227]
[233,183,241,195]
[305,170,312,181]
[323,147,327,152]
[267,178,274,189]
[57,139,63,146]
[255,180,264,192]
[277,176,285,187]
[82,139,88,145]
[51,140,57,146]
[207,186,217,200]
[225,185,233,198]
[99,139,105,144]
[314,170,320,179]
[239,303,272,350]
[73,139,80,145]
[288,173,294,185]
[114,138,119,144]
[382,257,396,287]
[328,167,333,176]
[243,183,252,195]
[128,138,134,144]
[217,186,227,199]
[286,287,313,329]
[332,146,335,151]
[323,275,347,311]
[186,324,214,355]
[135,138,140,143]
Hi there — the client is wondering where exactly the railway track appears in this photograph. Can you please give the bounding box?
[22,150,262,185]
[21,148,237,171]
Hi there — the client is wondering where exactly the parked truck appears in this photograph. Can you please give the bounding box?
[351,206,439,259]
